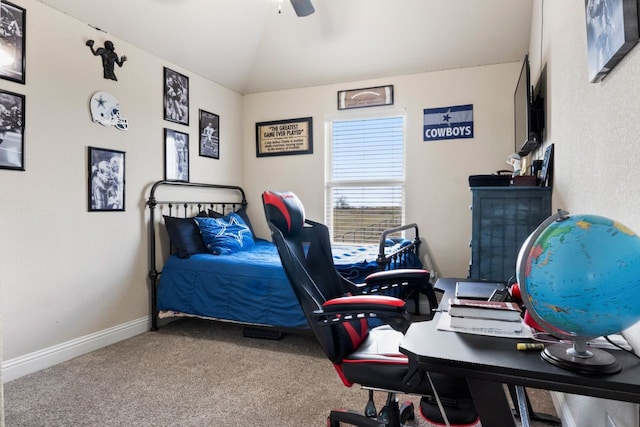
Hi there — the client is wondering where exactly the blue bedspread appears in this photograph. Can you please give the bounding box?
[157,238,421,329]
[332,239,422,281]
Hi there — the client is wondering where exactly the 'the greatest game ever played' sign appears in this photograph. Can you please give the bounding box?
[256,117,313,157]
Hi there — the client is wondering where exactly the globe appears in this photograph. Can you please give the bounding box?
[516,210,640,374]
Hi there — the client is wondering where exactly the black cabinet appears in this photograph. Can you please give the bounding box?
[469,187,552,282]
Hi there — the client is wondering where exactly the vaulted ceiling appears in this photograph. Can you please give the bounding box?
[37,0,534,94]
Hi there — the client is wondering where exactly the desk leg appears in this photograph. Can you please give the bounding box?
[466,378,516,427]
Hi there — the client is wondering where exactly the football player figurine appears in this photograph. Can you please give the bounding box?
[506,153,522,177]
[86,39,127,81]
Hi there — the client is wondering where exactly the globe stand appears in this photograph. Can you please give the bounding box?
[540,338,620,375]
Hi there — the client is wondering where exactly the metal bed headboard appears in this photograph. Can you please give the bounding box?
[146,180,247,330]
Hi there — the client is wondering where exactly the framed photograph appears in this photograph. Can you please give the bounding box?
[255,117,313,157]
[585,0,639,83]
[0,89,24,170]
[338,85,394,110]
[163,67,189,125]
[0,1,25,84]
[164,128,189,181]
[199,109,219,159]
[540,143,554,187]
[88,147,125,212]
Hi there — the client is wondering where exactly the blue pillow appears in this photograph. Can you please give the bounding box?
[194,212,255,255]
[208,207,255,236]
[234,207,255,236]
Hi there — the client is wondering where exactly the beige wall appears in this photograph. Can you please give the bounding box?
[5,1,640,425]
[528,1,640,425]
[0,0,531,379]
[243,63,520,279]
[0,0,243,364]
[3,0,522,381]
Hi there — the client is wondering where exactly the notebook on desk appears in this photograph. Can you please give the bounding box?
[454,281,508,300]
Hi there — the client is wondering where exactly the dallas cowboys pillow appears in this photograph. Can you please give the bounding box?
[194,212,255,255]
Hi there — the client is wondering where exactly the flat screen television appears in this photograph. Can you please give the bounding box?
[514,55,541,156]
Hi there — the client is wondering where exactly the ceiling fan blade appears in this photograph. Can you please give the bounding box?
[290,0,315,17]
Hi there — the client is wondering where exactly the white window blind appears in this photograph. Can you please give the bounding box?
[326,115,405,243]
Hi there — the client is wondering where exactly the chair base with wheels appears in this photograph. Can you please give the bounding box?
[328,391,415,427]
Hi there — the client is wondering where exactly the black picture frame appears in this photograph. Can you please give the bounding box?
[88,147,125,212]
[585,0,639,83]
[540,143,554,188]
[255,117,313,157]
[337,85,394,110]
[0,88,24,170]
[163,67,189,125]
[0,1,25,84]
[199,109,219,159]
[164,128,189,182]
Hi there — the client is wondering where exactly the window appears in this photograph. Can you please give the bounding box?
[326,114,405,243]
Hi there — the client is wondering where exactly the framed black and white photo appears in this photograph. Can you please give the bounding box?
[163,67,189,125]
[88,147,125,212]
[0,88,24,170]
[540,143,554,188]
[164,128,189,182]
[0,1,25,84]
[585,0,639,83]
[199,109,219,159]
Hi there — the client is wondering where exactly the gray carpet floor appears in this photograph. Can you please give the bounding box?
[4,318,558,426]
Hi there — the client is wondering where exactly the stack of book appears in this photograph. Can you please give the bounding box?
[448,298,523,333]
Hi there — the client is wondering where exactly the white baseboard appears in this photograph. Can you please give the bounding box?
[551,391,576,427]
[2,316,150,383]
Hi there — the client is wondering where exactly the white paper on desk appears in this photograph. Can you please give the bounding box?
[588,335,632,351]
[437,312,534,339]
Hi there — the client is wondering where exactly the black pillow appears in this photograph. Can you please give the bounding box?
[163,215,208,258]
[207,209,224,218]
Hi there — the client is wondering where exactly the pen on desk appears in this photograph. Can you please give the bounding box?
[516,342,545,351]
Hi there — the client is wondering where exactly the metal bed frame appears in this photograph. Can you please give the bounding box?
[145,180,424,332]
[146,180,247,331]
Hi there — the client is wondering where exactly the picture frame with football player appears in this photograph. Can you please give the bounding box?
[199,109,219,159]
[0,88,24,170]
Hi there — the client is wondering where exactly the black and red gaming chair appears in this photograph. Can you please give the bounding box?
[262,190,438,316]
[262,190,477,427]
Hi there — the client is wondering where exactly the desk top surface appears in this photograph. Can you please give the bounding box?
[401,278,640,403]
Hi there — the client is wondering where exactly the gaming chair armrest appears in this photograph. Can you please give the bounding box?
[360,268,438,312]
[313,295,411,333]
[364,268,429,286]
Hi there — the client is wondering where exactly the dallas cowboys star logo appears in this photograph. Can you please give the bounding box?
[95,95,107,109]
[441,109,453,126]
[215,215,251,246]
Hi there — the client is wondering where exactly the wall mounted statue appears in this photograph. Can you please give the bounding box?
[86,40,127,81]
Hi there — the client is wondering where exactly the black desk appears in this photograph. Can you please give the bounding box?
[400,278,640,427]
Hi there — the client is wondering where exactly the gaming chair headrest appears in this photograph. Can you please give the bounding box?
[262,190,306,236]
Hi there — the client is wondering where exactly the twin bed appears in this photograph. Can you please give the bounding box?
[147,180,424,333]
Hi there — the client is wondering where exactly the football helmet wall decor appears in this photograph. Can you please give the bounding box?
[90,91,128,131]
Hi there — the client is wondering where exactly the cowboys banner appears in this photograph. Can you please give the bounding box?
[423,104,474,142]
